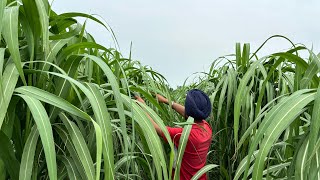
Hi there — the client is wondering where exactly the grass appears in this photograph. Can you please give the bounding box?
[0,0,320,179]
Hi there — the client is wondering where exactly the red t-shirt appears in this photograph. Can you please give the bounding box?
[161,120,212,180]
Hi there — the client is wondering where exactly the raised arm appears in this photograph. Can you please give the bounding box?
[156,94,187,118]
[135,96,163,135]
[134,94,187,136]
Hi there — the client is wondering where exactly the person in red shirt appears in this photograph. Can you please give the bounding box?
[135,89,212,180]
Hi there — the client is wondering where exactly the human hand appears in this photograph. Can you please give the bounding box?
[156,94,168,104]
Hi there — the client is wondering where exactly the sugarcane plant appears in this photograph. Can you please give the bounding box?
[0,0,320,179]
[0,0,196,179]
[187,36,320,179]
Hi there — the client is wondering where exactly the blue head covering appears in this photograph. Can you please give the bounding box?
[185,89,212,120]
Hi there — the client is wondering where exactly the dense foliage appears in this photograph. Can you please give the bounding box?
[0,0,319,179]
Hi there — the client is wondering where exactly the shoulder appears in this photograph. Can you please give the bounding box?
[195,120,212,129]
[166,126,183,135]
[200,120,213,137]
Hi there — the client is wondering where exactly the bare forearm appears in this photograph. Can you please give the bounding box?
[158,94,187,118]
[171,102,187,118]
[135,96,163,136]
[145,113,162,135]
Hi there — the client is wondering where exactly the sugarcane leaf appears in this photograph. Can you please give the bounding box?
[0,63,19,129]
[2,6,27,85]
[252,92,315,179]
[59,113,95,180]
[191,164,219,180]
[85,83,114,179]
[173,117,194,180]
[17,95,57,180]
[0,0,6,40]
[34,0,49,56]
[19,126,39,180]
[59,156,80,180]
[0,131,20,180]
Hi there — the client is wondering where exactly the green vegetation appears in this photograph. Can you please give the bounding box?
[0,0,319,179]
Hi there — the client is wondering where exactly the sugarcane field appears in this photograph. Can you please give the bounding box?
[0,0,319,179]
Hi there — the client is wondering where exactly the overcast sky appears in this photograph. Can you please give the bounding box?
[52,0,320,87]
